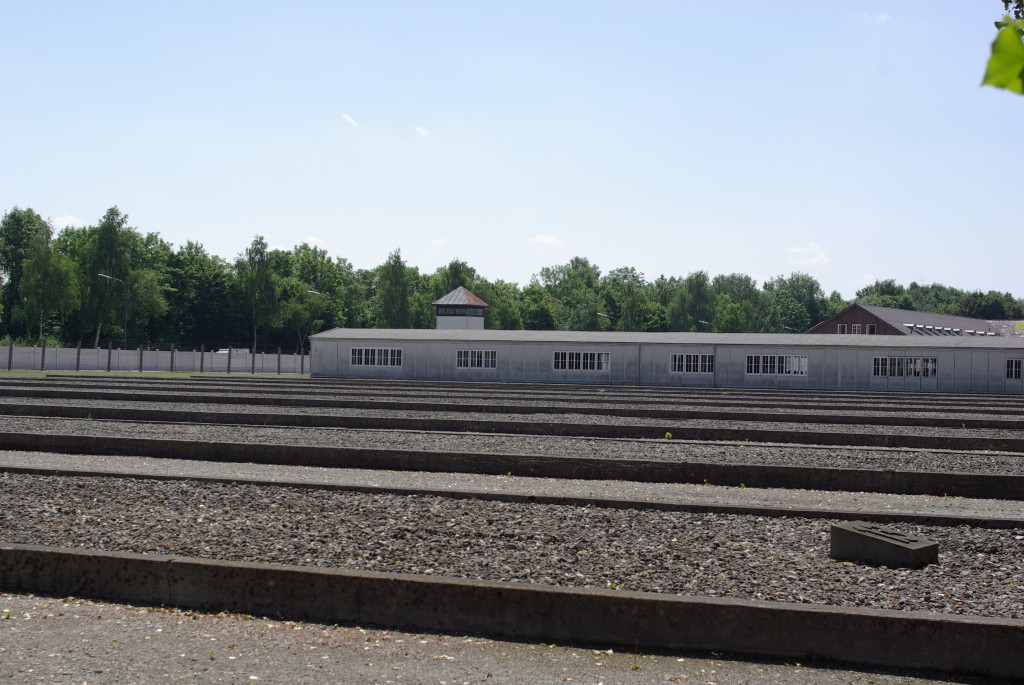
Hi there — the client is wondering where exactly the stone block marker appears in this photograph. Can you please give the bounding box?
[830,521,938,569]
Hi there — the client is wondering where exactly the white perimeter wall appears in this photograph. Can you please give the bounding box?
[4,344,308,375]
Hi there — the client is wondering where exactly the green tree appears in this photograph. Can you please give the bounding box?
[19,232,79,343]
[78,207,134,347]
[667,271,715,331]
[0,207,52,337]
[129,268,170,345]
[537,257,608,330]
[600,267,655,332]
[279,277,325,353]
[762,273,827,331]
[432,258,479,299]
[712,294,745,333]
[711,273,763,332]
[374,249,412,328]
[855,279,914,310]
[907,282,964,314]
[165,242,238,347]
[520,282,556,330]
[954,291,1024,319]
[473,278,523,330]
[237,235,280,351]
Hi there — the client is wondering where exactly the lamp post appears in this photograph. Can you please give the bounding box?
[308,289,342,329]
[98,273,128,349]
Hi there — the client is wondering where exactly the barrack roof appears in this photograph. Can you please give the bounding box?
[310,328,1024,349]
[806,303,1003,336]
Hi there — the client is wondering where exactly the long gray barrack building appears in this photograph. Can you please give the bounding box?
[309,327,1024,395]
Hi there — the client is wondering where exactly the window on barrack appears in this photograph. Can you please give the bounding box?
[746,354,807,375]
[351,347,402,366]
[554,351,609,371]
[1007,359,1022,380]
[456,349,496,368]
[670,353,714,374]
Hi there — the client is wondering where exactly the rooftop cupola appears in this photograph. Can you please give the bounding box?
[432,286,489,330]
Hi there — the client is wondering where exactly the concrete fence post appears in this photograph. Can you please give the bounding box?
[7,341,13,371]
[277,347,281,374]
[200,344,205,373]
[227,348,232,374]
[106,341,112,372]
[301,350,306,375]
[251,349,256,375]
[40,344,46,371]
[75,341,82,372]
[170,344,176,373]
[138,347,143,372]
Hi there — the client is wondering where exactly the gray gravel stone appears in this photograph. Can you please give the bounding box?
[2,414,1023,476]
[2,472,1022,620]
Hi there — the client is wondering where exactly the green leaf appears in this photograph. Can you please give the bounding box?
[983,25,1024,94]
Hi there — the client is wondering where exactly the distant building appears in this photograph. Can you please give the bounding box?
[805,303,1004,337]
[432,286,489,330]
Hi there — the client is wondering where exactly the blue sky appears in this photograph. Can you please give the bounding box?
[1,1,1019,298]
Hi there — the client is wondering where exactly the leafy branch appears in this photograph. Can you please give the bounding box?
[983,17,1024,94]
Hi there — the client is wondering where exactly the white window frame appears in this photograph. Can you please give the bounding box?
[1008,359,1022,380]
[457,349,496,369]
[671,352,714,374]
[851,324,862,334]
[351,347,402,367]
[837,324,847,334]
[554,351,609,372]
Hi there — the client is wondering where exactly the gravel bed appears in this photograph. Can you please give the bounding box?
[1,415,1023,476]
[5,450,1023,522]
[4,397,1024,445]
[2,472,1022,620]
[4,387,1024,424]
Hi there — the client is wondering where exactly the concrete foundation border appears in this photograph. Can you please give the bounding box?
[2,463,1021,530]
[0,543,1021,679]
[0,430,1021,500]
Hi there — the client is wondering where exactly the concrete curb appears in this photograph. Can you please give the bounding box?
[3,463,1022,530]
[0,431,1022,500]
[6,383,1024,430]
[1,543,1021,679]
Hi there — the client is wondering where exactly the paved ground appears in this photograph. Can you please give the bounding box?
[1,593,1006,685]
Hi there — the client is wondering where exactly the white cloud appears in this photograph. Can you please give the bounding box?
[415,127,431,138]
[51,213,82,228]
[784,242,829,266]
[431,238,447,247]
[861,12,890,22]
[341,113,359,127]
[529,234,564,247]
[304,235,325,246]
[518,208,534,219]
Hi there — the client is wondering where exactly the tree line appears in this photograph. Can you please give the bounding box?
[1,206,1022,353]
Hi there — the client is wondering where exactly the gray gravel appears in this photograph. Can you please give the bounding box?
[2,414,1023,476]
[5,450,1023,522]
[6,394,1024,443]
[2,472,1022,620]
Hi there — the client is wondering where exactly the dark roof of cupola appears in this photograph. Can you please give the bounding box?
[432,286,490,308]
